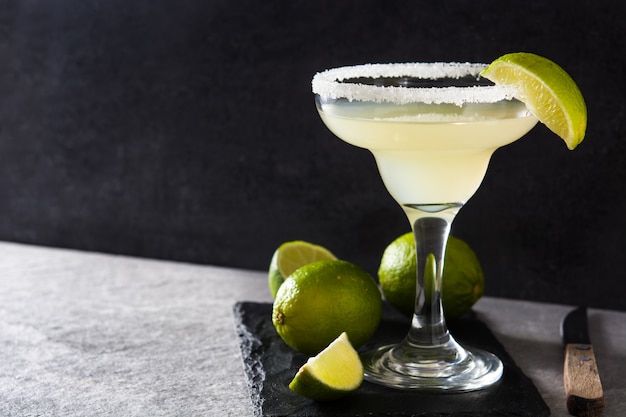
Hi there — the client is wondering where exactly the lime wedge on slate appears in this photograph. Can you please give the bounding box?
[289,332,363,401]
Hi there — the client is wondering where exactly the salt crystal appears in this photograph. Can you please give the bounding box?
[311,63,517,106]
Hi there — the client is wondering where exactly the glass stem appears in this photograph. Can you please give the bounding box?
[403,204,461,349]
[362,202,503,390]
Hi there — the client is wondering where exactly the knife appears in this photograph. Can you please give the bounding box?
[561,306,605,417]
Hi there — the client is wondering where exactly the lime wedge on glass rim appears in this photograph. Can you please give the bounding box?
[289,332,364,401]
[480,52,587,150]
[268,240,337,298]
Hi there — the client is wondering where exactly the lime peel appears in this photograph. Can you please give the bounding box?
[289,332,364,401]
[480,52,587,150]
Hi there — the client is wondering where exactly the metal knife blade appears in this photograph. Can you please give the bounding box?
[560,306,605,417]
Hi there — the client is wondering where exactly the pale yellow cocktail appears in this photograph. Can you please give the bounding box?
[313,62,538,391]
[318,100,537,206]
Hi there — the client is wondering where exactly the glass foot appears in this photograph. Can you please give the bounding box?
[361,340,503,392]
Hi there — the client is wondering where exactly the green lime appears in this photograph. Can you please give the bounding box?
[268,240,337,298]
[289,332,363,401]
[480,52,587,150]
[378,233,484,320]
[272,259,382,355]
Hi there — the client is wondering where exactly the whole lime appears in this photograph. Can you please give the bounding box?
[273,259,382,355]
[378,233,484,320]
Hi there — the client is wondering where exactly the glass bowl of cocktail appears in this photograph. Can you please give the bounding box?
[311,55,586,392]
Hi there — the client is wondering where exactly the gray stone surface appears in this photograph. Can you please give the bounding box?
[0,242,265,416]
[0,241,624,416]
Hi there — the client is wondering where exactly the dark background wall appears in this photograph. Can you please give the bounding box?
[0,1,624,310]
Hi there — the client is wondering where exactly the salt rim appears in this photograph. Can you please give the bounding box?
[312,62,518,106]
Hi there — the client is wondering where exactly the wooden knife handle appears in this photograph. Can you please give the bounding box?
[564,343,605,417]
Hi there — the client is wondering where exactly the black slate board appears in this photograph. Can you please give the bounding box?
[233,301,550,417]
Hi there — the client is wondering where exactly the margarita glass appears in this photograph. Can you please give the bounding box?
[312,63,538,391]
